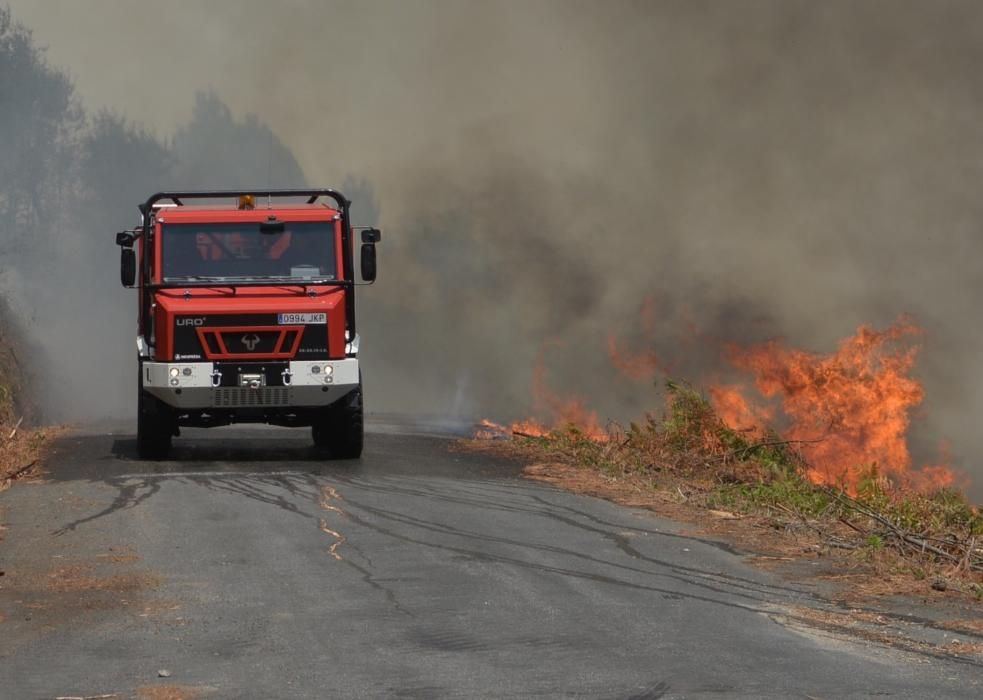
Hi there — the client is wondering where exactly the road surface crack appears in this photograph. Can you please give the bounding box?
[317,483,412,616]
[318,520,346,561]
[319,486,347,560]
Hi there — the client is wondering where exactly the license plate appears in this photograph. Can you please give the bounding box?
[278,312,326,325]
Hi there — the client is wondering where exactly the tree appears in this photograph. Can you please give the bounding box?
[0,6,82,248]
[170,91,306,189]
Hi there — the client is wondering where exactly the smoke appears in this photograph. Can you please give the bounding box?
[0,10,306,421]
[4,1,983,495]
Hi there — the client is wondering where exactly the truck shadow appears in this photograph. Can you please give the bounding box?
[40,430,513,482]
[110,437,334,465]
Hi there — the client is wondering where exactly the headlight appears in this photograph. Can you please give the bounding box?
[169,367,180,378]
[323,365,333,376]
[169,378,179,387]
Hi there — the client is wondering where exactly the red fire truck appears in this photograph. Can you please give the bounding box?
[115,190,380,459]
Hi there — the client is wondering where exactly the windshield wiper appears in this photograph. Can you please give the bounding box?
[164,275,229,282]
[269,276,338,282]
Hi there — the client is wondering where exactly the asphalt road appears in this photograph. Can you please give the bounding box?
[1,421,980,699]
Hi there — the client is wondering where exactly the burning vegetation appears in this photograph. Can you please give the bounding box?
[718,318,954,493]
[483,317,957,494]
[477,317,983,591]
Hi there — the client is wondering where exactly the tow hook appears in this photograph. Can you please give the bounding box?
[211,369,222,387]
[281,368,293,386]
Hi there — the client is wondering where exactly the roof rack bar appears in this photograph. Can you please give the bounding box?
[138,189,349,216]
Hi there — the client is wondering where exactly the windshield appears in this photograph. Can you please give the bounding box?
[161,222,338,282]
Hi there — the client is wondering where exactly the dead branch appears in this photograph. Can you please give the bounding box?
[763,500,856,550]
[712,436,828,462]
[838,517,868,535]
[512,430,547,439]
[6,415,23,440]
[821,486,983,572]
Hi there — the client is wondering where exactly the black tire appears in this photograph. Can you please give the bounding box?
[312,382,364,459]
[137,386,173,460]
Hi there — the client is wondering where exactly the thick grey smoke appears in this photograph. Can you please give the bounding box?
[4,1,983,495]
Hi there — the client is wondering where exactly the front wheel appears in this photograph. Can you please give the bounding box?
[312,382,364,459]
[137,387,173,460]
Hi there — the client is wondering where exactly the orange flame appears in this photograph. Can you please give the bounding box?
[528,348,608,440]
[709,384,774,436]
[474,346,609,441]
[721,318,953,492]
[474,418,510,440]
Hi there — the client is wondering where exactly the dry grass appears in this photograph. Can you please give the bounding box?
[0,319,54,493]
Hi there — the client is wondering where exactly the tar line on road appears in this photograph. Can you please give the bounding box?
[0,422,980,699]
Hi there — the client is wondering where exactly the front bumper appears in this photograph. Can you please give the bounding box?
[141,359,359,410]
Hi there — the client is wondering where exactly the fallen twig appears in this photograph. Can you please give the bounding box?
[3,460,36,482]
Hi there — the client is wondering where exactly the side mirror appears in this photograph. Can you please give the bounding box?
[359,228,380,282]
[121,248,136,287]
[360,243,377,282]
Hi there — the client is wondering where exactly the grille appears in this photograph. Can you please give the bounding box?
[196,325,305,360]
[213,387,290,408]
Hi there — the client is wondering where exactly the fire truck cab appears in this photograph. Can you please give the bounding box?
[115,189,380,459]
